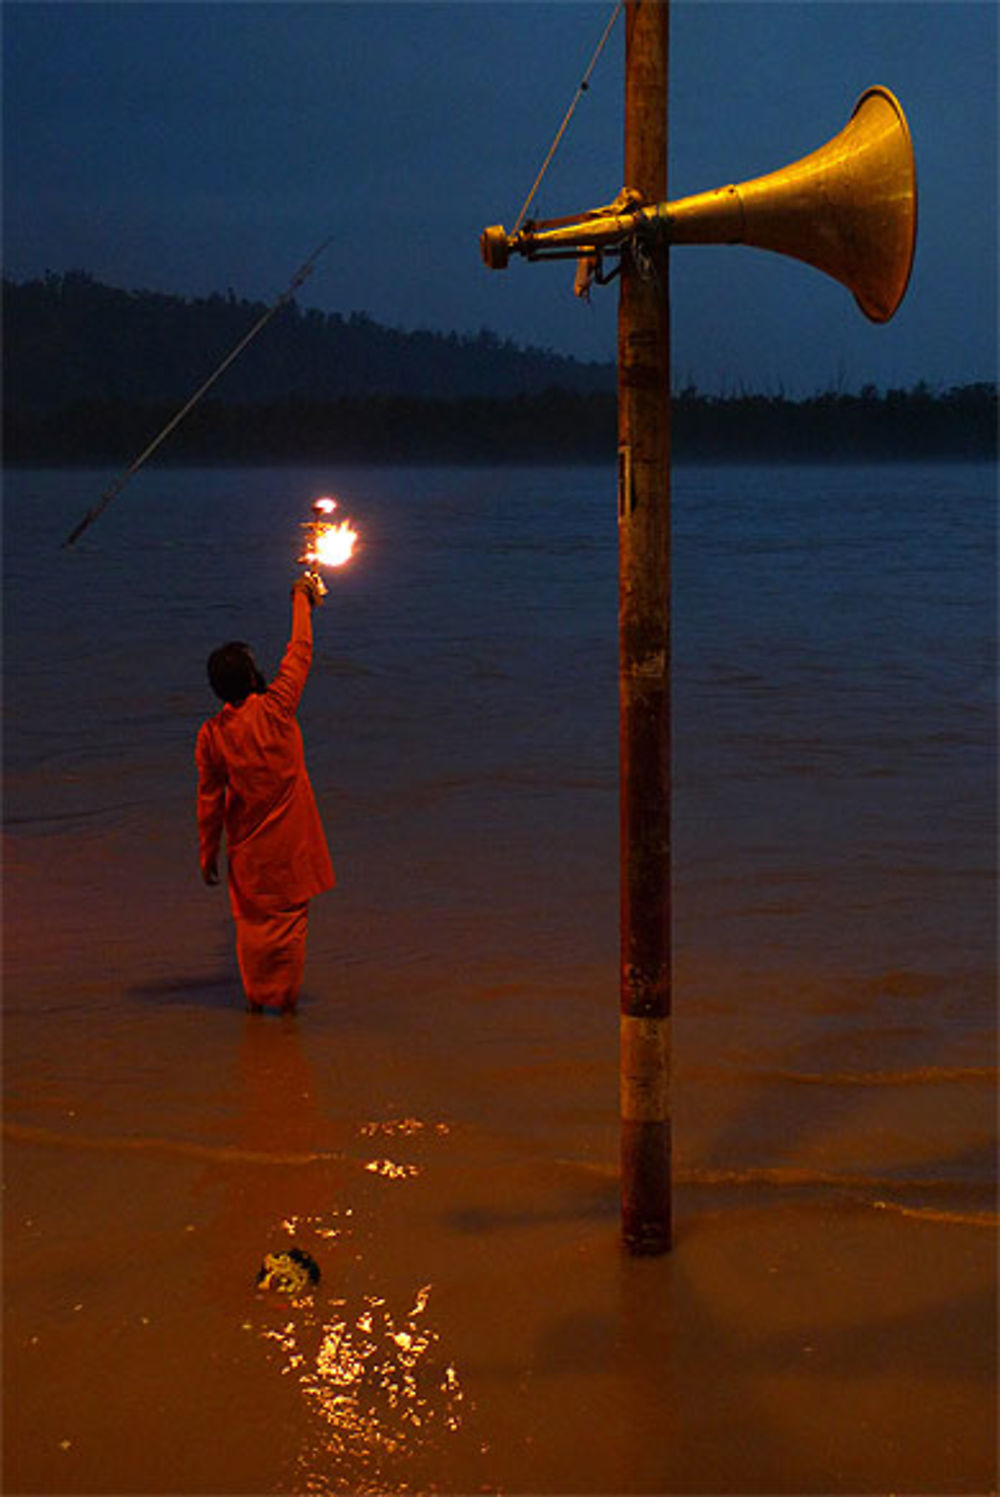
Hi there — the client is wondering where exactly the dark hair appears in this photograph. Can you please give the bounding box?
[207,642,266,704]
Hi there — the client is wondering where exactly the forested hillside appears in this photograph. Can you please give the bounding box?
[3,272,995,463]
[3,272,613,410]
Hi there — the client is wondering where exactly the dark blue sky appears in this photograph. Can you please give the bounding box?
[4,1,997,395]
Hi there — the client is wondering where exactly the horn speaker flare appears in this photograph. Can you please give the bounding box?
[664,86,917,323]
[481,86,917,324]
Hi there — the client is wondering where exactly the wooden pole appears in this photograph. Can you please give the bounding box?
[618,0,672,1254]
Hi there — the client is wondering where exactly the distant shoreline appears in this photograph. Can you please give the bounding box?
[4,274,996,466]
[5,386,995,467]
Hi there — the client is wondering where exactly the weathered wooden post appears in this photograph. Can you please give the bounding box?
[479,7,915,1258]
[616,0,672,1256]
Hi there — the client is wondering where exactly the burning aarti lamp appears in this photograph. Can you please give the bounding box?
[298,496,360,595]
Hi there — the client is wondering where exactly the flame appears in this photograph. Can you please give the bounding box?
[305,519,359,569]
[299,496,359,570]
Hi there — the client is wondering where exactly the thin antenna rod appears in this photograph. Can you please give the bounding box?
[61,237,333,549]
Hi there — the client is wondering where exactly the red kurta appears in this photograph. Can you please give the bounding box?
[196,591,334,922]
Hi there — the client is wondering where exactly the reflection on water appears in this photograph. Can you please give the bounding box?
[361,1120,451,1180]
[360,1119,452,1139]
[255,1231,471,1494]
[227,1023,472,1493]
[364,1158,422,1180]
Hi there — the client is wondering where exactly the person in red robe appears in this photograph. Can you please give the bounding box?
[196,575,334,1014]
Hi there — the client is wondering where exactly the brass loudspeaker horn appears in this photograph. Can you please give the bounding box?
[665,85,916,322]
[481,86,917,323]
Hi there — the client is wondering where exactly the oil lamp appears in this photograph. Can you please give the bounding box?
[298,496,359,595]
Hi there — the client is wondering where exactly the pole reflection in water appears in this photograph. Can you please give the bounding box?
[232,1024,473,1493]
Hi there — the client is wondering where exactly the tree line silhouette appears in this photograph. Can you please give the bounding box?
[4,272,995,464]
[4,271,612,407]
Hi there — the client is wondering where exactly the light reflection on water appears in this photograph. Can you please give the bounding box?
[361,1119,451,1180]
[360,1119,452,1140]
[249,1103,473,1497]
[218,1012,475,1495]
[257,1257,471,1495]
[363,1158,420,1179]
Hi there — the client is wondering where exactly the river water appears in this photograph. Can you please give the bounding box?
[4,461,996,1495]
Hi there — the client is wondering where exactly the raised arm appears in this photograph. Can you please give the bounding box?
[265,576,324,718]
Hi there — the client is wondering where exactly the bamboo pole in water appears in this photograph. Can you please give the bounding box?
[618,0,672,1254]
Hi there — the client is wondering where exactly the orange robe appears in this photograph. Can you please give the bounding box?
[196,591,334,1007]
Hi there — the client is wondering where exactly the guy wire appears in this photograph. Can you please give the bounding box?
[61,235,333,549]
[511,0,624,238]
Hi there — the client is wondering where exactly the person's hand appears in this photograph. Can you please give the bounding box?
[202,859,220,886]
[292,573,325,608]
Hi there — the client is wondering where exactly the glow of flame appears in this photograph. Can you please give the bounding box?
[306,519,359,569]
[300,496,359,570]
